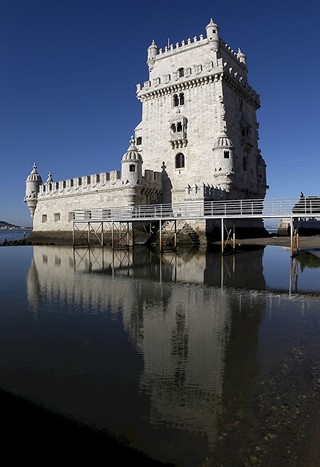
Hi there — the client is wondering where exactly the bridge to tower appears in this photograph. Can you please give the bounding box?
[72,197,320,255]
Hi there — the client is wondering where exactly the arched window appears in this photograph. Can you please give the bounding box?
[178,67,184,77]
[175,153,185,169]
[129,164,136,172]
[136,137,142,145]
[173,93,184,107]
[177,122,182,132]
[171,123,176,133]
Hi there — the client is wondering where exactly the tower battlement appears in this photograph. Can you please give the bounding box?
[137,21,259,107]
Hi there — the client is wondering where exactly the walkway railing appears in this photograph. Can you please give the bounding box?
[73,197,320,222]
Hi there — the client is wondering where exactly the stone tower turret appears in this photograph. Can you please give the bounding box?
[206,18,220,52]
[213,132,234,191]
[24,163,43,218]
[121,137,143,186]
[147,40,158,71]
[237,48,247,68]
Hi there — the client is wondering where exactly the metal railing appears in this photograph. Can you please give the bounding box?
[73,198,320,222]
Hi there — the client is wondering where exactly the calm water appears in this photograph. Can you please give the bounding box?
[1,244,320,465]
[0,229,32,243]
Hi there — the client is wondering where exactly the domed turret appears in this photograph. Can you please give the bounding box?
[237,48,247,68]
[147,40,158,71]
[24,163,43,218]
[206,18,220,52]
[121,136,143,186]
[213,132,234,190]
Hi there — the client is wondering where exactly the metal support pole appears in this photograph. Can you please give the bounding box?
[101,222,104,246]
[88,222,90,247]
[159,219,162,253]
[232,221,236,251]
[111,221,114,250]
[290,218,293,257]
[72,222,75,247]
[220,254,224,289]
[221,218,224,254]
[127,222,129,249]
[174,220,177,250]
[131,222,134,248]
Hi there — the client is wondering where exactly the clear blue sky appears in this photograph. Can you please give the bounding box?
[1,0,320,226]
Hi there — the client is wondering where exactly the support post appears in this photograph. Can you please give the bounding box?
[159,219,162,253]
[174,220,177,250]
[290,217,294,257]
[101,222,104,246]
[127,222,130,250]
[232,222,236,251]
[111,221,114,250]
[220,254,224,289]
[221,218,224,254]
[88,222,90,247]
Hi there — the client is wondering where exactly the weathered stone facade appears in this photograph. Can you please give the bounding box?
[25,19,267,239]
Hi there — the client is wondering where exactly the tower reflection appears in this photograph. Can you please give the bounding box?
[26,245,266,458]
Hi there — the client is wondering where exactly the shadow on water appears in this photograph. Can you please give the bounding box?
[1,244,320,465]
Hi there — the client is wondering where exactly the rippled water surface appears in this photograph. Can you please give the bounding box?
[1,244,320,466]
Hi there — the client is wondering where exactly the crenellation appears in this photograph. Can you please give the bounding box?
[38,170,123,199]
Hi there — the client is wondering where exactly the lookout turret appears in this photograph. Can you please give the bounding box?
[206,18,220,52]
[213,132,234,190]
[121,137,143,186]
[147,40,158,71]
[24,163,43,218]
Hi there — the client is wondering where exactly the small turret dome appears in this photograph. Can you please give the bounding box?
[122,137,143,163]
[237,48,247,66]
[26,163,43,183]
[121,137,143,186]
[213,132,234,150]
[148,39,158,51]
[206,18,219,30]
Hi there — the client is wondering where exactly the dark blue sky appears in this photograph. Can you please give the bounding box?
[1,0,320,225]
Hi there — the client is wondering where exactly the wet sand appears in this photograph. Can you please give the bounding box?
[0,388,172,464]
[211,235,320,250]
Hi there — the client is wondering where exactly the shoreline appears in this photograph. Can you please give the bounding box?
[2,234,320,250]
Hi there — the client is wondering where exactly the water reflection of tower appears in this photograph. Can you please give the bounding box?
[26,245,267,459]
[26,257,42,315]
[203,248,266,462]
[204,247,266,290]
[138,282,232,449]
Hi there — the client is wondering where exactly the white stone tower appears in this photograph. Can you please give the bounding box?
[24,163,43,218]
[135,19,267,204]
